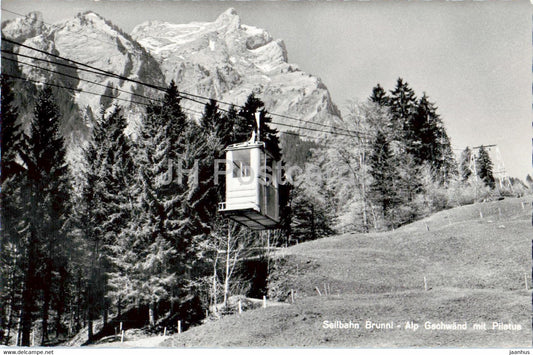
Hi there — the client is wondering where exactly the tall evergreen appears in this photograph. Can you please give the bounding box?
[237,94,281,159]
[476,146,495,189]
[78,105,138,340]
[389,78,417,137]
[200,99,230,140]
[369,84,389,107]
[459,147,473,182]
[433,126,457,184]
[0,76,25,345]
[409,94,456,184]
[223,105,241,145]
[78,113,105,341]
[18,87,71,345]
[111,81,196,325]
[368,130,399,226]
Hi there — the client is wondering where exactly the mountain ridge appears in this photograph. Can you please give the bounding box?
[2,9,343,143]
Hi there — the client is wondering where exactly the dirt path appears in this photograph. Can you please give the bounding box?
[90,335,169,348]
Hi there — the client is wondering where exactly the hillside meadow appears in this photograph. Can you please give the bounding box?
[158,197,531,347]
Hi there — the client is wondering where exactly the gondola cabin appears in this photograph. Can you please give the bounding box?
[218,141,280,230]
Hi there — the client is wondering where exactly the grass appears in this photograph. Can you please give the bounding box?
[141,197,533,347]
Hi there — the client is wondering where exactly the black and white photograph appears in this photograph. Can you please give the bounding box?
[0,0,531,351]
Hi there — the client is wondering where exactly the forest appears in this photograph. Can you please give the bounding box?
[0,75,526,346]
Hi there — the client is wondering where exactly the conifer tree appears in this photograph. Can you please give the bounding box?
[476,145,495,189]
[0,76,25,345]
[459,147,473,182]
[18,87,71,345]
[111,81,195,325]
[369,84,389,107]
[223,105,240,145]
[409,94,456,184]
[200,99,222,134]
[368,130,399,226]
[77,104,136,340]
[78,117,105,341]
[433,127,457,184]
[237,94,281,159]
[389,78,417,137]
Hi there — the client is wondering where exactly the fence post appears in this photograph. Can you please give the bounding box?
[291,289,295,303]
[121,330,124,343]
[178,320,182,334]
[424,276,428,291]
[315,287,322,296]
[263,295,267,308]
[238,300,242,314]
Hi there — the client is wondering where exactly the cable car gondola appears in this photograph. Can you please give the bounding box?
[218,113,280,230]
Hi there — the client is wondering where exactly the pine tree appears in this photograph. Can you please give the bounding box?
[394,152,423,225]
[433,127,457,184]
[77,105,136,340]
[18,87,71,345]
[0,76,26,345]
[369,84,389,107]
[200,99,222,133]
[78,117,105,341]
[237,93,281,159]
[111,81,196,326]
[223,105,241,144]
[408,93,434,164]
[408,93,456,184]
[476,146,495,189]
[368,130,400,226]
[459,147,473,182]
[389,78,417,137]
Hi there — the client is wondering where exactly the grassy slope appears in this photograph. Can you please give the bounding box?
[162,197,532,347]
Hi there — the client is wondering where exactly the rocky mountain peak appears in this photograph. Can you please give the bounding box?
[2,11,47,42]
[3,8,342,146]
[214,7,241,30]
[131,8,341,132]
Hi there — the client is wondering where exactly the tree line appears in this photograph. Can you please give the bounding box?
[0,77,290,345]
[283,78,516,233]
[0,76,517,346]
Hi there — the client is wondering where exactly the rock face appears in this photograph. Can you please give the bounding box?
[2,11,165,135]
[2,8,342,140]
[132,8,342,132]
[2,11,166,173]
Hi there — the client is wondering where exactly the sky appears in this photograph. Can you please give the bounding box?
[2,0,532,179]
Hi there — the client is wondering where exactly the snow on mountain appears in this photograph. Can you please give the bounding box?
[2,11,166,134]
[50,11,165,120]
[2,11,166,177]
[1,11,47,42]
[131,8,342,133]
[2,8,342,145]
